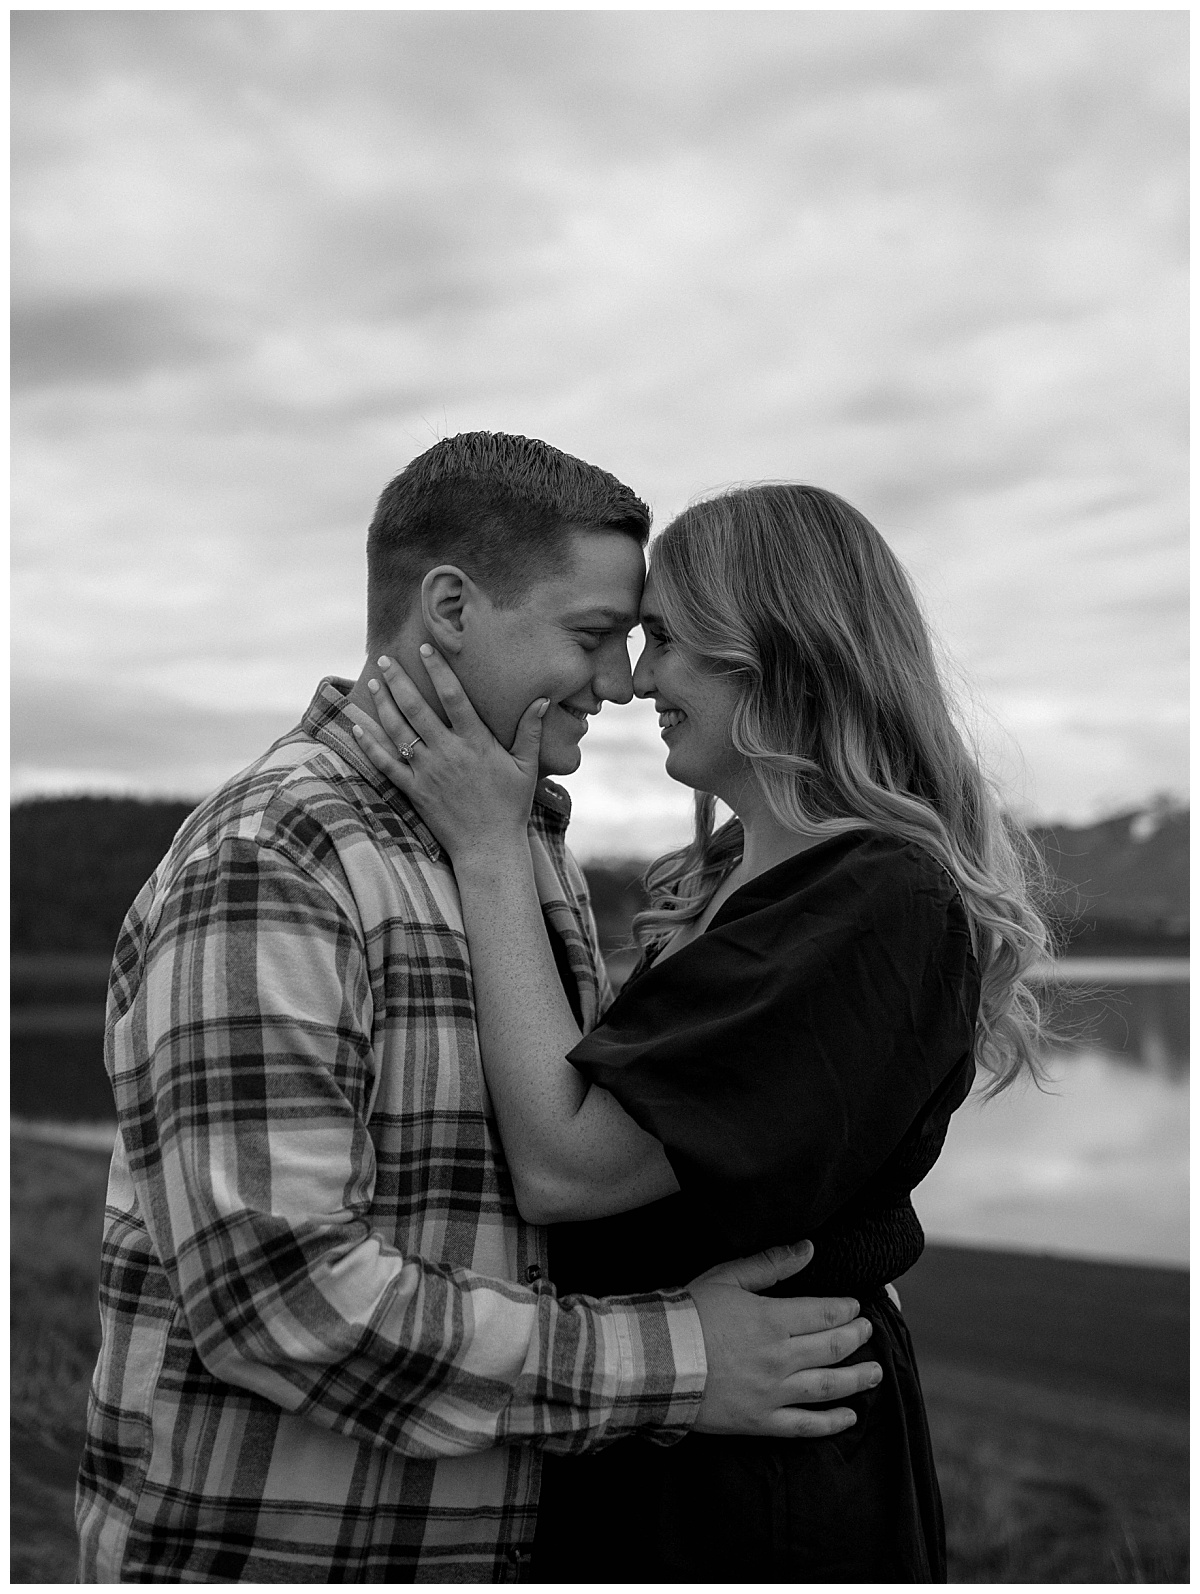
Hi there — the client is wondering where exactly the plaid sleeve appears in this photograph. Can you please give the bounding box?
[116,834,705,1461]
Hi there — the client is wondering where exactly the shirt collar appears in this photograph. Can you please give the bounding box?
[302,677,443,860]
[301,677,573,857]
[533,777,572,838]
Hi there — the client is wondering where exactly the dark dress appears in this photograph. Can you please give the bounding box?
[530,830,980,1584]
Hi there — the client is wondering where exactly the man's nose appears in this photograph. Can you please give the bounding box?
[595,642,635,705]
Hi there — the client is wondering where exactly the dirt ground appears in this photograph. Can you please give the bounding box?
[11,1136,1189,1583]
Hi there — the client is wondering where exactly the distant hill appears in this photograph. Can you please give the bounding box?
[9,795,1189,958]
[7,797,656,960]
[11,797,198,955]
[1030,804,1188,954]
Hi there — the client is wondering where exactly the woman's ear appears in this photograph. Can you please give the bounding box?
[420,566,470,654]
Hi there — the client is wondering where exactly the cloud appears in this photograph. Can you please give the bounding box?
[10,10,1188,846]
[10,674,305,800]
[12,293,231,390]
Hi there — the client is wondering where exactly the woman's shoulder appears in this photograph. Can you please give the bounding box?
[841,828,965,900]
[625,829,974,997]
[817,829,972,944]
[722,827,964,928]
[697,828,973,992]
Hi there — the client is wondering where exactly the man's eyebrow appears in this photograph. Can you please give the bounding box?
[562,607,638,627]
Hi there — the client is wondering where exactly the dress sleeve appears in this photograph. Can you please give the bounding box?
[567,841,978,1259]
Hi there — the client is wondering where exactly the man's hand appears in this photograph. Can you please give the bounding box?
[687,1240,880,1437]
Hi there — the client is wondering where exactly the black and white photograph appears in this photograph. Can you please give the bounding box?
[11,9,1188,1584]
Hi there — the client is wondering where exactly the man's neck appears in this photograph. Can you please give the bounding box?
[346,630,446,728]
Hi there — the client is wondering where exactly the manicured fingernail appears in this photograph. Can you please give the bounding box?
[537,699,550,717]
[367,679,379,693]
[377,656,392,669]
[419,643,433,657]
[870,1367,882,1385]
[352,724,363,737]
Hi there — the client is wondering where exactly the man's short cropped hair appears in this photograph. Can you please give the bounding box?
[365,432,651,647]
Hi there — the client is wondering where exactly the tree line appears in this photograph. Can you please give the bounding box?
[11,795,1188,960]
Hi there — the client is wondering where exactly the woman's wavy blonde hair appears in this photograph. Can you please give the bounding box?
[633,483,1055,1096]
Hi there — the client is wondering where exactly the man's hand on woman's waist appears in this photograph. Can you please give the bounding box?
[687,1239,881,1437]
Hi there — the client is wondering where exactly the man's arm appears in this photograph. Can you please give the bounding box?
[117,832,700,1458]
[120,831,877,1457]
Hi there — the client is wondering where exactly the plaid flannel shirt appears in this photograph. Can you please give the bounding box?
[76,678,706,1583]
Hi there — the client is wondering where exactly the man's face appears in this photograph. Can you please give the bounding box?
[455,528,646,777]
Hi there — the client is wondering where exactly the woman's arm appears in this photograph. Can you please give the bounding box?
[453,842,679,1222]
[347,650,679,1224]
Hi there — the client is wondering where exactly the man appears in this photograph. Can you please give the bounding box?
[77,433,879,1582]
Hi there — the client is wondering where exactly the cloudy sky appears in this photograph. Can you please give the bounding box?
[12,10,1187,857]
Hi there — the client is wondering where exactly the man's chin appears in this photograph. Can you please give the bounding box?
[537,741,583,779]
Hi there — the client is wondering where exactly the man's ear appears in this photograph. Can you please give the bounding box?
[419,566,473,655]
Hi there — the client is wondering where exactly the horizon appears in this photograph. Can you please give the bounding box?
[9,780,1188,867]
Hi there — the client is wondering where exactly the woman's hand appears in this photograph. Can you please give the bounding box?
[345,645,549,862]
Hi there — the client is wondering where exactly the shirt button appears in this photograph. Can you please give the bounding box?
[525,1264,542,1283]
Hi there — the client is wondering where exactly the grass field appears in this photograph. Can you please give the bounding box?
[10,1135,1189,1584]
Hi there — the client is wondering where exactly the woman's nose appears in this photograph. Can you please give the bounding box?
[632,641,655,698]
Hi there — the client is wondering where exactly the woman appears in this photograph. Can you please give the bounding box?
[349,483,1051,1582]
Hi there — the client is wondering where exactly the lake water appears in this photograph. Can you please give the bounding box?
[10,955,1190,1269]
[913,959,1189,1268]
[913,1049,1189,1268]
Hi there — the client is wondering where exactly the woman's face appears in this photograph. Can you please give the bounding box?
[633,572,746,801]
